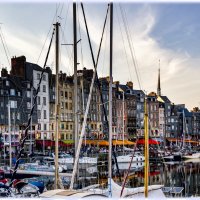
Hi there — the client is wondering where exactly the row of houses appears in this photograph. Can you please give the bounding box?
[0,55,200,154]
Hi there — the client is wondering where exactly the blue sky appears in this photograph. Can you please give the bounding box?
[0,1,200,110]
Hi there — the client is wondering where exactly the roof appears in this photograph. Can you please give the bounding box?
[160,96,171,103]
[118,84,129,92]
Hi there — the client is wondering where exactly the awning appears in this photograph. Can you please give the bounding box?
[62,140,74,144]
[112,140,135,145]
[166,138,199,144]
[137,139,161,145]
[98,140,109,146]
[125,140,136,145]
[36,140,72,147]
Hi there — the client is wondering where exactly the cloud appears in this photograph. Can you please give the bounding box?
[0,2,199,110]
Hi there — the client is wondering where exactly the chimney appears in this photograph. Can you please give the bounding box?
[10,55,26,78]
[1,68,8,77]
[126,81,133,89]
[114,81,120,85]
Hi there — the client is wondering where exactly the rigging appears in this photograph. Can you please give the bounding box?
[9,28,55,187]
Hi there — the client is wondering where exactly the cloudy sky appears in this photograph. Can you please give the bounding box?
[0,1,200,110]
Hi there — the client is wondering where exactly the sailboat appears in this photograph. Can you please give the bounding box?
[41,2,166,199]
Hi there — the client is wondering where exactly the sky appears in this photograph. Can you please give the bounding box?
[0,1,200,110]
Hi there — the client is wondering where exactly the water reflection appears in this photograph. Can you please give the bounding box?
[123,160,200,197]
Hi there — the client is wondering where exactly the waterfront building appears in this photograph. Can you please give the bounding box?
[132,89,145,137]
[113,81,128,140]
[77,68,102,140]
[147,92,160,137]
[191,107,200,140]
[48,71,74,151]
[114,81,137,140]
[10,55,51,153]
[0,57,38,154]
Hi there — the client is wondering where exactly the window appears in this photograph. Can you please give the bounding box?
[61,134,65,140]
[69,92,72,99]
[65,102,68,109]
[61,124,64,129]
[38,124,41,130]
[10,89,15,96]
[43,85,46,92]
[61,102,64,109]
[37,110,41,119]
[42,74,46,81]
[17,113,20,120]
[37,73,40,80]
[61,91,63,96]
[37,96,40,105]
[69,103,72,110]
[70,124,73,130]
[1,102,3,107]
[43,97,46,105]
[1,89,3,95]
[44,110,47,119]
[1,114,4,119]
[6,81,9,86]
[27,102,31,109]
[27,83,30,88]
[44,124,47,130]
[65,92,68,98]
[18,91,21,96]
[27,91,31,98]
[70,134,72,139]
[10,101,17,108]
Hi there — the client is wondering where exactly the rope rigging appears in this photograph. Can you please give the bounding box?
[81,2,121,181]
[118,4,143,91]
[0,25,11,67]
[9,28,55,187]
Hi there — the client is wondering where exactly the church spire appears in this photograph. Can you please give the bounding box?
[157,59,161,96]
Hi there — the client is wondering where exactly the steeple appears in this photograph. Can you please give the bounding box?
[157,59,161,96]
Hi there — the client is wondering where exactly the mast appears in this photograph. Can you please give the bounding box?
[8,101,12,169]
[183,109,185,148]
[73,1,79,186]
[54,21,60,189]
[29,87,33,155]
[108,1,113,197]
[144,96,149,197]
[122,91,125,155]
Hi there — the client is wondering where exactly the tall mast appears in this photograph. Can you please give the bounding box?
[144,96,149,197]
[122,91,125,155]
[73,1,79,185]
[54,21,60,189]
[108,1,113,198]
[8,101,12,169]
[157,59,161,96]
[29,87,33,155]
[183,109,185,148]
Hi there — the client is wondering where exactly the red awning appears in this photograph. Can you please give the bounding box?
[36,140,72,147]
[136,139,161,145]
